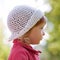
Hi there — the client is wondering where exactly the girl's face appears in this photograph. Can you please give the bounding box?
[28,17,46,44]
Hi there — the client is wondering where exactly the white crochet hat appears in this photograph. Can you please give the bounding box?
[7,5,45,41]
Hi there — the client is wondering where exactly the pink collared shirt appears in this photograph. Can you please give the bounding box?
[8,39,41,60]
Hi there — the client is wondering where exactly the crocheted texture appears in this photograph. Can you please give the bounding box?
[7,6,35,32]
[7,5,44,41]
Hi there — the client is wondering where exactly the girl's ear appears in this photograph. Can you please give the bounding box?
[23,37,31,44]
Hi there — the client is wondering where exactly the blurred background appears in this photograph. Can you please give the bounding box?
[0,0,60,60]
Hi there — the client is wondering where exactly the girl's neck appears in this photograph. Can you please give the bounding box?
[18,37,31,46]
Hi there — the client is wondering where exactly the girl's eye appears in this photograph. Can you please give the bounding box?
[40,27,43,29]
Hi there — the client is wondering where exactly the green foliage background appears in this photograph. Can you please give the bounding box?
[0,20,10,60]
[45,0,60,60]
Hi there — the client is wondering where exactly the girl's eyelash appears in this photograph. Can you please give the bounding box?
[41,27,43,29]
[40,27,43,29]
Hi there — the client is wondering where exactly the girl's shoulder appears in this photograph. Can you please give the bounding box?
[8,44,29,60]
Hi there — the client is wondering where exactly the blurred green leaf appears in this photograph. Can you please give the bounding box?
[45,0,60,60]
[0,19,10,60]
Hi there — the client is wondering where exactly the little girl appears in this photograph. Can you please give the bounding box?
[7,5,47,60]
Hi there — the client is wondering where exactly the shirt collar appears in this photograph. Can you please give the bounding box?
[13,38,41,55]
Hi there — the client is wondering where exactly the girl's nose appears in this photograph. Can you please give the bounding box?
[43,32,45,35]
[42,31,45,36]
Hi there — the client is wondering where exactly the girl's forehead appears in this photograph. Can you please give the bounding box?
[33,16,47,29]
[38,17,46,26]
